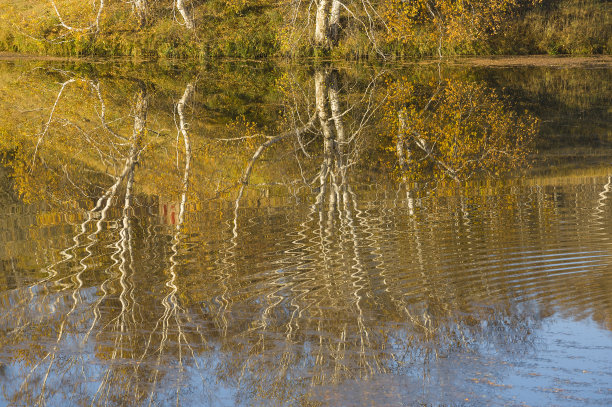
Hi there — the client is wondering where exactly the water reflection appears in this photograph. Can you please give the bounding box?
[385,72,537,183]
[0,60,611,406]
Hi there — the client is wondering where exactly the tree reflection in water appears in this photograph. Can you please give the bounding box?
[225,66,540,405]
[2,62,604,406]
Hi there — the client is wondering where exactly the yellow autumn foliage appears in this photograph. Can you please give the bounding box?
[382,0,541,54]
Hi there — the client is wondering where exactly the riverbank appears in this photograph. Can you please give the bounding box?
[0,0,609,60]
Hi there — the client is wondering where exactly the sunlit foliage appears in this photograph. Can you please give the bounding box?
[0,0,607,57]
[382,0,541,55]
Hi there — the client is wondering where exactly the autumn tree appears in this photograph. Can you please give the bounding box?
[382,0,540,56]
[277,0,386,53]
[134,0,148,28]
[49,0,106,34]
[26,0,194,40]
[280,0,534,56]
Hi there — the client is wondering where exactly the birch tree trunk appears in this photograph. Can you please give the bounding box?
[134,0,147,28]
[176,0,194,30]
[315,0,331,46]
[329,0,342,44]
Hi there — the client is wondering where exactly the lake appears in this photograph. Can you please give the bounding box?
[0,56,611,406]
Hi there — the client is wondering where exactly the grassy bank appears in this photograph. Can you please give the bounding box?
[0,0,609,60]
[0,0,281,59]
[488,0,611,55]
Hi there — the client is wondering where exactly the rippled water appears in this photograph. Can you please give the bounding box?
[0,57,611,406]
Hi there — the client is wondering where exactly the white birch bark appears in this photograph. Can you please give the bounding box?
[315,0,331,46]
[176,0,194,30]
[329,0,342,43]
[134,0,147,28]
[51,0,105,33]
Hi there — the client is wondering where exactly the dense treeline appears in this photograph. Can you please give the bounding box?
[0,0,609,59]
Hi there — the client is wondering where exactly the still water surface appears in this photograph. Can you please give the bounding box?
[0,57,611,406]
